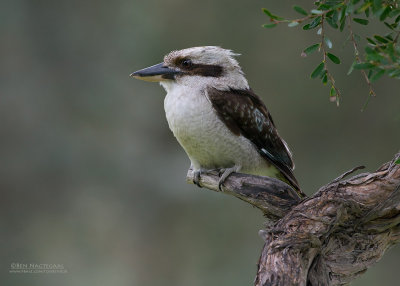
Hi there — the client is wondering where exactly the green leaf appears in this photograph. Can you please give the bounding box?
[293,5,308,16]
[339,14,346,31]
[303,43,320,55]
[366,37,377,45]
[262,8,274,17]
[339,5,347,22]
[320,69,327,80]
[322,72,328,84]
[370,69,385,82]
[288,21,299,27]
[353,18,369,25]
[384,21,394,30]
[308,16,322,29]
[347,61,356,75]
[327,53,341,64]
[326,16,338,29]
[365,7,370,17]
[262,8,284,20]
[262,23,277,28]
[380,6,391,21]
[354,62,375,69]
[311,62,325,78]
[385,34,394,41]
[330,86,337,98]
[395,158,400,165]
[374,35,389,43]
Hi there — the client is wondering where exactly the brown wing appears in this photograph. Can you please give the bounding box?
[207,88,299,190]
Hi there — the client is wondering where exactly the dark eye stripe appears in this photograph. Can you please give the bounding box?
[172,56,224,78]
[186,63,224,77]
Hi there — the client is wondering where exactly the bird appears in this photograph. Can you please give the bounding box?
[130,46,301,193]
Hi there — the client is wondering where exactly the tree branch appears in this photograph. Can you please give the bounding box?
[186,169,305,220]
[187,152,400,285]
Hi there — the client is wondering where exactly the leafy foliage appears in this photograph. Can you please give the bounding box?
[262,1,400,107]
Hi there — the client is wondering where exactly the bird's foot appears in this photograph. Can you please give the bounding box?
[218,166,240,191]
[193,169,203,188]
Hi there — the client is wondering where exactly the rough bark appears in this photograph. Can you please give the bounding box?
[186,152,400,286]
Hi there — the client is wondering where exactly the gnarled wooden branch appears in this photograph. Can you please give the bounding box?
[186,152,400,286]
[186,169,305,220]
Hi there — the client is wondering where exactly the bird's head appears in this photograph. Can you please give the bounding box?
[131,46,249,91]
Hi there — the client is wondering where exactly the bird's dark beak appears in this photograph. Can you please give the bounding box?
[130,63,180,82]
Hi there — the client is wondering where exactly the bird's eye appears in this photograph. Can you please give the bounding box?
[181,59,193,68]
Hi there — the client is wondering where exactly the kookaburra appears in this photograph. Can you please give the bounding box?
[131,46,300,192]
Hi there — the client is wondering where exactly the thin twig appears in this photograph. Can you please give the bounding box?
[347,15,376,108]
[271,9,332,25]
[331,165,366,183]
[320,15,341,106]
[272,14,316,25]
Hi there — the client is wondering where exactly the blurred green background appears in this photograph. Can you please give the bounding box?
[1,0,399,285]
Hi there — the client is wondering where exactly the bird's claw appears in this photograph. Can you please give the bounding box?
[193,170,202,188]
[193,167,239,190]
[218,180,224,192]
[217,169,226,191]
[217,166,239,191]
